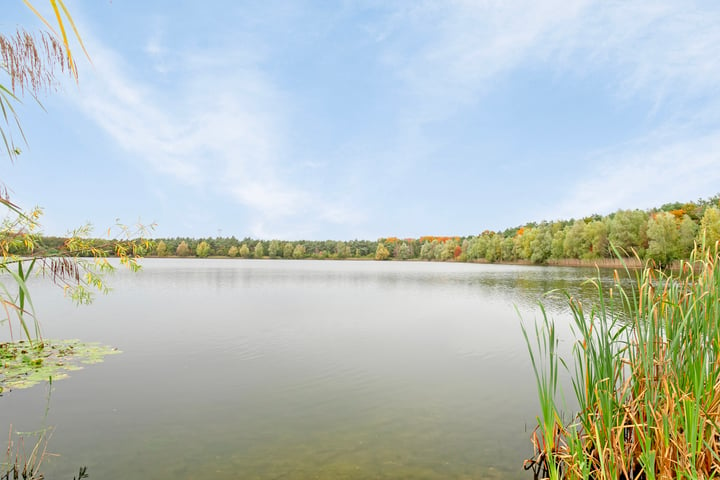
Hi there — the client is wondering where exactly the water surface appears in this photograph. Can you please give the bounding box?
[0,259,613,479]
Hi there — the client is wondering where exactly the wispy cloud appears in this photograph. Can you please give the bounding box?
[382,0,720,113]
[57,1,720,238]
[378,0,720,216]
[553,131,720,219]
[71,30,362,238]
[378,0,593,116]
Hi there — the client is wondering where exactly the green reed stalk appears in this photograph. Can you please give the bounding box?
[524,242,720,479]
[522,304,563,480]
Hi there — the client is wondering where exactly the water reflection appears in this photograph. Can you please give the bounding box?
[1,259,620,479]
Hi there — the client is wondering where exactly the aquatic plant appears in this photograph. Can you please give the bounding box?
[0,340,120,394]
[2,422,89,479]
[523,242,720,479]
[2,425,52,480]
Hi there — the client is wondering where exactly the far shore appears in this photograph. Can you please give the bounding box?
[142,255,647,269]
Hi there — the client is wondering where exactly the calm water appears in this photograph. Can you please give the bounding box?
[0,259,614,479]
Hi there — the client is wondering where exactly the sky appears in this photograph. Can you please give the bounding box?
[3,0,720,240]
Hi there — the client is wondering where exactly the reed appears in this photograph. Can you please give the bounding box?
[524,242,720,479]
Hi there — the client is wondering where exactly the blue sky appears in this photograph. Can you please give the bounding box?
[4,1,720,240]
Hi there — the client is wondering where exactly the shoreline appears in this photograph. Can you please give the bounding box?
[142,255,646,269]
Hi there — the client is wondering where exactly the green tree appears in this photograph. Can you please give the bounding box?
[609,209,648,256]
[398,242,411,260]
[283,242,294,258]
[335,241,350,259]
[583,220,609,259]
[515,228,536,261]
[529,226,553,264]
[156,240,168,257]
[563,220,589,259]
[698,206,720,247]
[550,225,567,259]
[486,235,502,263]
[678,215,698,258]
[501,237,515,261]
[268,240,281,258]
[439,240,456,261]
[647,212,680,265]
[419,241,433,260]
[254,242,265,259]
[465,236,484,261]
[196,241,211,258]
[292,244,306,259]
[238,244,250,258]
[227,245,239,257]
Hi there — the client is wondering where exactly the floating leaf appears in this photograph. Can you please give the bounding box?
[0,339,120,393]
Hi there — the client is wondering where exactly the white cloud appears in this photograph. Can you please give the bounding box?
[551,130,720,219]
[379,0,720,215]
[62,1,720,237]
[71,32,361,238]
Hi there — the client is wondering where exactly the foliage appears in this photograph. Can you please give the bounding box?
[292,244,305,259]
[646,211,680,265]
[195,240,210,258]
[175,241,191,257]
[253,242,265,259]
[267,240,281,258]
[699,206,720,246]
[28,193,717,266]
[155,240,168,257]
[0,0,87,162]
[375,243,390,261]
[398,242,412,260]
[1,2,153,344]
[608,209,648,257]
[0,339,120,393]
[523,243,720,479]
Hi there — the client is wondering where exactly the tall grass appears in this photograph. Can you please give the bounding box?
[524,243,720,479]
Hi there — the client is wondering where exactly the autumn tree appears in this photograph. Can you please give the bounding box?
[238,244,250,258]
[176,241,191,257]
[254,242,265,259]
[196,241,211,258]
[375,243,390,260]
[227,245,239,257]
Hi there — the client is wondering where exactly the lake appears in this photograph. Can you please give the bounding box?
[0,259,614,479]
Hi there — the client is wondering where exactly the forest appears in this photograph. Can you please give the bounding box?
[30,194,720,266]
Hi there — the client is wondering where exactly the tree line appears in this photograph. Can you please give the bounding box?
[23,194,720,266]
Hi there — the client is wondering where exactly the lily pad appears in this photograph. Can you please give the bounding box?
[0,339,121,393]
